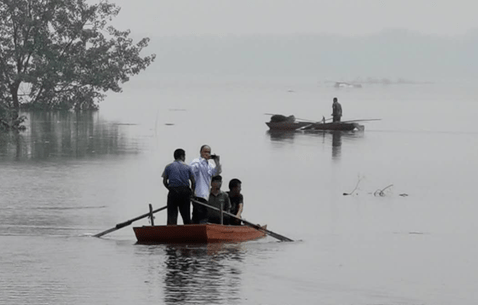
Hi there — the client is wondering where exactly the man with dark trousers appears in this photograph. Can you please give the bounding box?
[162,148,196,225]
[332,97,342,122]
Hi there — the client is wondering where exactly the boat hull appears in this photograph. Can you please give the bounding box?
[266,121,362,131]
[133,224,266,244]
[306,122,363,131]
[266,121,312,130]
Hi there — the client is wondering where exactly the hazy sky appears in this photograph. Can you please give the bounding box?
[104,0,478,37]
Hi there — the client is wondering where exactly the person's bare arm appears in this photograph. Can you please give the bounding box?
[236,203,243,218]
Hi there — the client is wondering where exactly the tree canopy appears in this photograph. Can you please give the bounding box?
[0,0,155,114]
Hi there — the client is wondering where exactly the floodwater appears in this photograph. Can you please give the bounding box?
[1,76,478,305]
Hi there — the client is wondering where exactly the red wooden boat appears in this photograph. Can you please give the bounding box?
[133,223,267,244]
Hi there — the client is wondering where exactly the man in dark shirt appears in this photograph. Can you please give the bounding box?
[162,148,196,225]
[332,97,342,122]
[206,175,231,224]
[227,178,244,226]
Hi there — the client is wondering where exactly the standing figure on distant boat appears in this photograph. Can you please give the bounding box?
[332,97,342,122]
[162,148,196,225]
[190,145,222,224]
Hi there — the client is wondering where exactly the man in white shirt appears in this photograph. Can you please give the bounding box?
[190,145,222,224]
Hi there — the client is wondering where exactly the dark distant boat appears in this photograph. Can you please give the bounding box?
[266,121,363,131]
[265,121,312,131]
[133,224,267,244]
[303,122,363,131]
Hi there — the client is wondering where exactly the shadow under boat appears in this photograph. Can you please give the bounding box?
[267,128,363,158]
[267,128,363,142]
[267,129,297,142]
[309,130,364,158]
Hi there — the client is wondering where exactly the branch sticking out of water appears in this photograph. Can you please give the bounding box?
[343,176,363,196]
[373,184,393,197]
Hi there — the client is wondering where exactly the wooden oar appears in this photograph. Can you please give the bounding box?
[341,119,381,123]
[313,117,334,124]
[298,117,334,130]
[93,205,167,238]
[297,124,313,130]
[191,198,293,242]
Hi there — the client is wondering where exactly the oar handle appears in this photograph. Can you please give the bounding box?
[115,220,133,229]
[94,205,167,238]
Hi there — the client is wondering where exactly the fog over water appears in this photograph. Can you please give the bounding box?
[89,0,478,82]
[104,0,478,37]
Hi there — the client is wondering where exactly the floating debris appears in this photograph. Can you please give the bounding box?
[373,184,393,197]
[343,178,408,198]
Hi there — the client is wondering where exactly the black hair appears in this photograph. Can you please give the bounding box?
[333,97,338,102]
[200,145,210,153]
[211,175,222,183]
[229,178,242,190]
[174,148,185,160]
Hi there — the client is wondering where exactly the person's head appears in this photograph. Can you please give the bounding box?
[200,145,212,159]
[333,97,338,103]
[211,175,222,190]
[173,148,185,161]
[229,178,242,195]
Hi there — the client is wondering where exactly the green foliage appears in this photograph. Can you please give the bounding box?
[0,0,155,111]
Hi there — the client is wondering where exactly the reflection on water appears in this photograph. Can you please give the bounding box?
[0,111,142,161]
[307,130,364,159]
[138,243,244,305]
[267,130,296,142]
[331,131,342,158]
[267,129,364,159]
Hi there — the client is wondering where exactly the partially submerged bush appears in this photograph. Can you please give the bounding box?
[0,106,27,131]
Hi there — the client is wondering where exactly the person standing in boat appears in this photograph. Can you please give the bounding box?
[332,97,342,122]
[227,178,244,226]
[207,175,231,224]
[190,145,222,224]
[162,148,196,225]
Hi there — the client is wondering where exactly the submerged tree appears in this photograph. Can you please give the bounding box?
[0,0,155,121]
